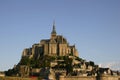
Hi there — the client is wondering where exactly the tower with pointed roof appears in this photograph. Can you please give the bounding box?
[51,21,57,39]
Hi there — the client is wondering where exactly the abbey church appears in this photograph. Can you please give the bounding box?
[4,22,120,80]
[22,23,78,58]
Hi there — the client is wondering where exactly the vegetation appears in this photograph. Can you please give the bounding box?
[64,56,73,74]
[5,54,99,77]
[19,55,56,68]
[89,61,95,66]
[5,68,19,76]
[19,56,30,65]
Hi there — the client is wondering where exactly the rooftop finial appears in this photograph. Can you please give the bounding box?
[53,20,55,28]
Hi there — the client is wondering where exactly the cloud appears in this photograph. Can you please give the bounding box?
[99,61,120,71]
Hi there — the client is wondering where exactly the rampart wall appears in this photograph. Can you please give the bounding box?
[0,77,38,80]
[1,76,120,80]
[59,75,120,80]
[100,75,120,80]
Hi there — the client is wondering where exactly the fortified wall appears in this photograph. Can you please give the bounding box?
[59,75,120,80]
[0,76,120,80]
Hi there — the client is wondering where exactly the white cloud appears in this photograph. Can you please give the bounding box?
[99,61,120,71]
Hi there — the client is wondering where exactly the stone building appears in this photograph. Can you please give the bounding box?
[22,22,78,58]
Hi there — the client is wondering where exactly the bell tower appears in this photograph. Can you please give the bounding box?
[51,21,57,39]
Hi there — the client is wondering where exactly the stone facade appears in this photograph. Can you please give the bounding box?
[22,23,78,58]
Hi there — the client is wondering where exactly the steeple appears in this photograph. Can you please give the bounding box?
[51,21,57,39]
[51,21,56,34]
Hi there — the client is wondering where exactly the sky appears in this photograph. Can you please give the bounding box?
[0,0,120,71]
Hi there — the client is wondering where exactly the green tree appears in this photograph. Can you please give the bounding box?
[20,56,30,65]
[64,56,73,74]
[89,61,94,66]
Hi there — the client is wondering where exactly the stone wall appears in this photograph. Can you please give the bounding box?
[59,75,120,80]
[1,76,120,80]
[59,76,96,80]
[0,77,38,80]
[100,75,120,80]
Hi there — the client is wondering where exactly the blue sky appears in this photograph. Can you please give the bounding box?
[0,0,120,71]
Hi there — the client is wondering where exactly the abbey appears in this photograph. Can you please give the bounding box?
[22,23,78,58]
[5,22,120,80]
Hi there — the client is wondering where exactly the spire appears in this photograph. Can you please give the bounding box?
[51,20,57,39]
[51,20,57,34]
